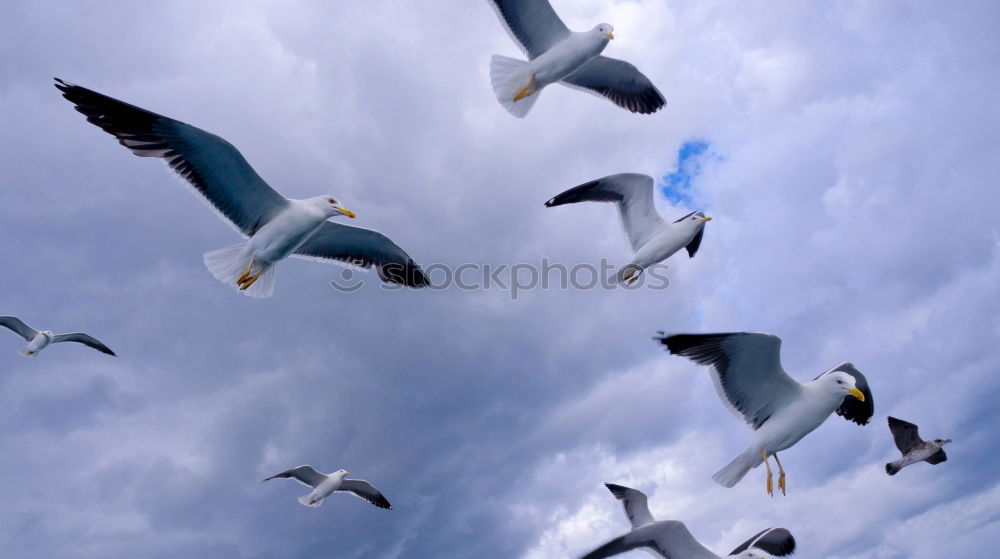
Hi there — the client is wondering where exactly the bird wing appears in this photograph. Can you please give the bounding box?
[673,211,708,258]
[292,222,429,288]
[887,416,922,454]
[604,483,655,528]
[337,479,392,509]
[656,332,803,430]
[263,465,327,488]
[580,533,660,559]
[816,362,874,425]
[0,316,38,342]
[50,333,116,356]
[55,79,289,237]
[728,527,796,557]
[561,56,666,114]
[545,173,664,252]
[924,448,947,465]
[486,0,570,59]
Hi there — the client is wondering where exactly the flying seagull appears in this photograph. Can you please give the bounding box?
[581,483,796,559]
[0,316,115,357]
[263,465,391,509]
[656,332,873,495]
[885,416,951,476]
[487,0,666,117]
[55,78,428,297]
[545,174,711,284]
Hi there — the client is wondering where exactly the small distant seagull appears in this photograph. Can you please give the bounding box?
[487,0,666,117]
[55,79,428,297]
[886,416,951,476]
[580,483,796,559]
[656,332,873,495]
[545,174,711,284]
[263,465,391,509]
[0,316,115,357]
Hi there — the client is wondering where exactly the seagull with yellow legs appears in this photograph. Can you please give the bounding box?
[656,332,873,496]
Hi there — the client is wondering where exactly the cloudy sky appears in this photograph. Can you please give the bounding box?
[1,0,998,557]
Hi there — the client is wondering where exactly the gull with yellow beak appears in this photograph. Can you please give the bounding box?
[656,332,874,496]
[545,173,711,285]
[487,0,665,117]
[56,79,428,297]
[263,465,392,509]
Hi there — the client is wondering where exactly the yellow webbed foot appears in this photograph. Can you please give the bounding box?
[778,473,786,496]
[513,75,537,102]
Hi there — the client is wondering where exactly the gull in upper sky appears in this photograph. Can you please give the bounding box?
[487,0,666,117]
[885,416,951,476]
[263,465,391,510]
[0,316,115,357]
[580,483,796,559]
[545,173,711,284]
[656,332,874,495]
[55,79,428,298]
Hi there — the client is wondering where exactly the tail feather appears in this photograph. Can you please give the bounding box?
[713,448,760,488]
[490,55,540,118]
[203,243,275,298]
[298,495,323,507]
[885,461,901,476]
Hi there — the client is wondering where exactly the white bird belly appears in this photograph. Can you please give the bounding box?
[753,398,837,454]
[25,333,51,354]
[310,477,341,501]
[633,234,687,267]
[248,206,326,265]
[531,35,606,85]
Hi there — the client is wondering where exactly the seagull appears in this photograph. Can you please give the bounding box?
[885,416,951,476]
[55,78,428,298]
[0,316,115,357]
[263,465,391,509]
[656,332,873,495]
[487,0,666,117]
[581,483,796,559]
[545,174,711,284]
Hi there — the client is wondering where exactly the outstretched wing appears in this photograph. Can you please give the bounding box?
[263,465,327,488]
[818,362,874,425]
[728,527,796,557]
[604,483,655,528]
[51,333,116,356]
[293,222,429,288]
[925,449,947,465]
[55,78,289,237]
[0,316,38,342]
[656,332,803,430]
[486,0,570,59]
[580,534,656,559]
[545,173,664,252]
[887,416,922,454]
[337,479,392,510]
[562,56,666,114]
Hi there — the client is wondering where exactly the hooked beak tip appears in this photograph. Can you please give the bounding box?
[339,208,356,219]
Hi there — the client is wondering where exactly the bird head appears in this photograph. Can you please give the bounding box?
[41,330,53,337]
[315,196,356,219]
[825,371,865,401]
[335,469,350,478]
[593,23,614,40]
[934,438,952,445]
[675,211,713,232]
[734,551,770,559]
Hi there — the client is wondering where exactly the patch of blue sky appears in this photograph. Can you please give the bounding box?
[661,140,715,206]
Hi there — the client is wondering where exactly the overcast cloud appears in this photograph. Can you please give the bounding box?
[0,1,997,557]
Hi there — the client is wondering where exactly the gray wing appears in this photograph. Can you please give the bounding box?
[292,222,429,288]
[263,465,327,488]
[545,174,664,252]
[729,527,796,557]
[580,534,655,559]
[487,0,570,58]
[656,332,803,430]
[50,333,116,356]
[925,448,948,465]
[887,416,922,454]
[604,483,655,528]
[0,316,38,341]
[337,479,392,509]
[817,362,874,425]
[55,79,289,237]
[582,521,716,559]
[562,56,666,114]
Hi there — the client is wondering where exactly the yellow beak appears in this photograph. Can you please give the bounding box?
[605,33,614,40]
[700,217,713,223]
[846,387,865,401]
[338,208,356,219]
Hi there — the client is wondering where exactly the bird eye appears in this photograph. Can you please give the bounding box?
[328,198,335,204]
[836,379,843,384]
